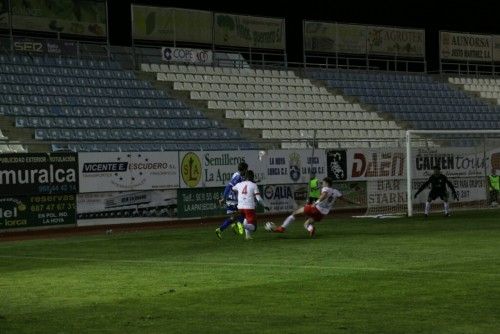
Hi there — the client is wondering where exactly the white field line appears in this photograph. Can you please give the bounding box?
[0,255,499,278]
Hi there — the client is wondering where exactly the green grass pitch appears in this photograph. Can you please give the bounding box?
[1,211,499,333]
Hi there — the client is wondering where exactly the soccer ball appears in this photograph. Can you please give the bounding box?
[264,221,276,232]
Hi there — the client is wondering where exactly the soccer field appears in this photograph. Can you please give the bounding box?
[1,212,499,334]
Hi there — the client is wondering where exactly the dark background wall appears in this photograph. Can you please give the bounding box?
[107,0,500,71]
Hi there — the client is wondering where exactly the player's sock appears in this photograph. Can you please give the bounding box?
[444,202,449,215]
[244,223,255,239]
[219,218,232,231]
[282,215,295,229]
[305,223,316,237]
[424,202,430,215]
[244,223,255,231]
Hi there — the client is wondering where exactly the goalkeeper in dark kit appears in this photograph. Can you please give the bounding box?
[414,166,459,217]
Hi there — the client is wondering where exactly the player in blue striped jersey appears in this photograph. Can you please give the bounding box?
[215,162,248,239]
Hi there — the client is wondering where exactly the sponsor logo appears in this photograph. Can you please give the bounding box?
[0,166,76,185]
[0,198,27,226]
[327,150,347,180]
[81,153,177,190]
[181,152,202,188]
[203,153,245,166]
[351,152,405,178]
[14,41,44,52]
[266,185,292,200]
[162,47,212,64]
[108,154,148,189]
[196,50,210,63]
[162,47,172,61]
[105,192,152,208]
[264,185,306,200]
[83,162,128,173]
[289,152,301,182]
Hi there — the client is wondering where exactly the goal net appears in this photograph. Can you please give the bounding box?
[364,130,500,217]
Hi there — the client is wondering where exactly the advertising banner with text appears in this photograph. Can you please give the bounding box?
[214,13,285,49]
[177,186,225,218]
[263,149,327,185]
[0,153,78,196]
[12,37,77,56]
[343,147,491,182]
[178,150,265,188]
[304,21,366,54]
[494,36,500,62]
[304,21,425,57]
[367,177,488,210]
[77,190,177,226]
[78,152,179,193]
[261,181,366,213]
[337,23,368,54]
[0,0,7,30]
[0,194,76,229]
[10,0,106,37]
[161,47,213,65]
[440,31,493,61]
[132,6,213,44]
[367,26,425,57]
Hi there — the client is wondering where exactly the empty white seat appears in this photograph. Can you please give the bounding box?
[0,145,12,153]
[275,129,288,138]
[262,130,273,139]
[150,64,160,72]
[243,119,254,128]
[157,72,167,81]
[9,144,27,153]
[352,104,363,111]
[225,110,237,119]
[140,63,151,72]
[191,91,201,100]
[159,64,169,72]
[167,64,179,72]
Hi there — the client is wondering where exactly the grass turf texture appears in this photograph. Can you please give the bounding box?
[0,211,499,334]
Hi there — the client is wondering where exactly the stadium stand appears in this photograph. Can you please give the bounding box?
[4,53,500,152]
[0,54,256,152]
[307,69,500,134]
[448,76,500,106]
[142,63,406,149]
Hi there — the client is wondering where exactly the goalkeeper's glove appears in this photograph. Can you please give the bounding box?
[453,192,459,201]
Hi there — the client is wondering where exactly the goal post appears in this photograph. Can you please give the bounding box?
[405,129,500,217]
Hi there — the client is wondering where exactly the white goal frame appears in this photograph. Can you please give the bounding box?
[406,129,500,217]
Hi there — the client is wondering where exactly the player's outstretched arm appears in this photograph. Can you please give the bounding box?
[414,178,431,198]
[444,176,459,200]
[255,193,270,211]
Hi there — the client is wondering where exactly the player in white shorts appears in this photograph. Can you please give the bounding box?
[232,170,270,240]
[274,177,358,237]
